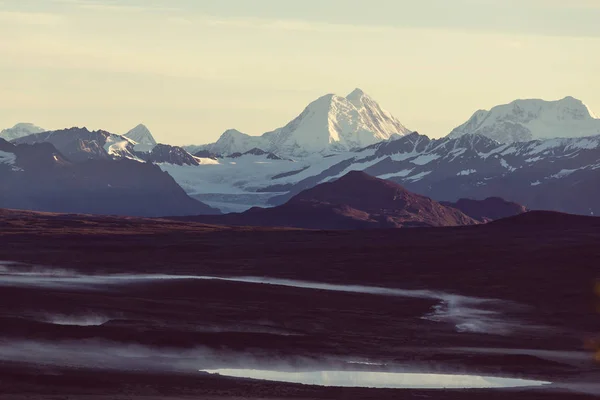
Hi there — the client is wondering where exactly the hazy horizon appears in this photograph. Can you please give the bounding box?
[2,0,599,145]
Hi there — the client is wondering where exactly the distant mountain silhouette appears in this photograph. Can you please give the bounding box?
[441,197,527,222]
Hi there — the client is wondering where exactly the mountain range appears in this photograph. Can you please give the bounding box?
[172,131,600,216]
[0,137,219,217]
[3,89,600,220]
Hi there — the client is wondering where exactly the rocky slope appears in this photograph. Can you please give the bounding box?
[0,138,219,217]
[13,127,199,166]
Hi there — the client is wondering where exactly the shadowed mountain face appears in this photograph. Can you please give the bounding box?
[13,127,200,166]
[12,127,134,162]
[0,139,220,217]
[441,197,527,222]
[179,171,478,229]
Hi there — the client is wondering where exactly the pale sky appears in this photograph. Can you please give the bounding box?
[1,0,599,145]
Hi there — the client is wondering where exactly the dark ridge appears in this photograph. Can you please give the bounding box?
[271,166,310,180]
[177,171,477,229]
[441,197,527,222]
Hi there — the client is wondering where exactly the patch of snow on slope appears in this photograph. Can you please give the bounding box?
[531,181,542,186]
[447,148,467,161]
[499,159,516,172]
[549,169,578,179]
[477,143,513,159]
[378,169,414,180]
[194,157,220,165]
[0,150,21,171]
[406,171,432,182]
[389,149,420,162]
[525,156,542,163]
[410,154,440,165]
[457,169,476,176]
[499,146,517,156]
[103,135,142,161]
[0,150,16,165]
[321,150,382,182]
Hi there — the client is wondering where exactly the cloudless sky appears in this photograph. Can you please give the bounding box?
[1,0,599,144]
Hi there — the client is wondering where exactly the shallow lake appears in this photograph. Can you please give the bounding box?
[201,369,551,389]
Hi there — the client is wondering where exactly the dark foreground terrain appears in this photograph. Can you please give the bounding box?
[0,209,598,399]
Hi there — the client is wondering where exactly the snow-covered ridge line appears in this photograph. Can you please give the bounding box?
[189,88,411,157]
[449,96,600,143]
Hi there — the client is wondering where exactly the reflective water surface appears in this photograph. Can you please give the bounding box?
[201,369,551,389]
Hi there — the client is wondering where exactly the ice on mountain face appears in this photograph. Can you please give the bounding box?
[0,150,17,165]
[0,123,46,141]
[193,89,411,157]
[378,169,414,180]
[410,154,440,165]
[0,150,22,171]
[103,134,143,162]
[449,97,600,143]
[124,124,157,152]
[406,171,432,182]
[549,169,579,179]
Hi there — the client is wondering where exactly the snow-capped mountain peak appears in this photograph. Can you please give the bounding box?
[449,96,600,143]
[124,124,157,152]
[345,88,411,139]
[192,89,411,157]
[346,88,367,103]
[0,123,46,141]
[262,93,366,155]
[125,124,156,145]
[262,90,411,156]
[207,129,266,155]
